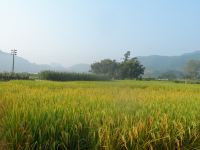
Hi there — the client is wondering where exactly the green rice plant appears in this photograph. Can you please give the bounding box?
[1,80,200,149]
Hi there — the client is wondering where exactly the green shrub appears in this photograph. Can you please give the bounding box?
[39,71,111,81]
[0,72,30,81]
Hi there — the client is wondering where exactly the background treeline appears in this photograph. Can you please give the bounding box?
[157,60,200,80]
[0,72,30,81]
[91,51,145,79]
[0,71,111,81]
[1,51,200,82]
[184,60,200,79]
[39,71,111,81]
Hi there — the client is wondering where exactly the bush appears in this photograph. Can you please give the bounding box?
[173,80,200,84]
[39,71,111,81]
[142,77,156,81]
[0,72,30,81]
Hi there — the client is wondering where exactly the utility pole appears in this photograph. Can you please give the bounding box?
[11,49,17,73]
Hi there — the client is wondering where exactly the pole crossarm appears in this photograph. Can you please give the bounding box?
[11,49,17,55]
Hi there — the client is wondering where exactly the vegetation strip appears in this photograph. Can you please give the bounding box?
[1,80,200,149]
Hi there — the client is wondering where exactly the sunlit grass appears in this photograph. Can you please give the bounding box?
[1,80,200,149]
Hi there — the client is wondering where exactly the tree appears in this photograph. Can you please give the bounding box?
[123,51,131,62]
[90,51,145,79]
[184,60,200,79]
[119,57,145,79]
[91,59,119,78]
[159,70,184,80]
[159,71,177,80]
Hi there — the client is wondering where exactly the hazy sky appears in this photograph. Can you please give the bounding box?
[0,0,200,67]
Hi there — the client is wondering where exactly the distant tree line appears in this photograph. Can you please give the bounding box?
[158,70,184,80]
[90,51,145,79]
[0,72,30,81]
[157,60,200,80]
[39,71,111,81]
[184,60,200,80]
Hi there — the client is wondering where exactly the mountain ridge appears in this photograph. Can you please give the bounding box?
[138,50,200,77]
[1,50,200,76]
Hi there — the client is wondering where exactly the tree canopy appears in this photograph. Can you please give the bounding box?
[91,51,145,79]
[184,60,200,79]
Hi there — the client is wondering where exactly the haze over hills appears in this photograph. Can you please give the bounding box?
[0,50,89,73]
[0,50,63,73]
[1,50,200,77]
[138,51,200,77]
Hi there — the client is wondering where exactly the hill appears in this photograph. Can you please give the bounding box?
[1,50,200,76]
[0,50,90,73]
[0,50,66,73]
[68,64,91,73]
[138,51,200,77]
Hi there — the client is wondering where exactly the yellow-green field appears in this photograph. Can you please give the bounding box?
[1,80,200,149]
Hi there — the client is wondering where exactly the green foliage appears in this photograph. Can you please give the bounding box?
[91,51,145,79]
[172,79,200,84]
[119,57,145,79]
[123,51,131,62]
[91,59,119,78]
[158,70,185,80]
[1,80,200,149]
[39,71,111,81]
[0,72,30,81]
[184,60,200,79]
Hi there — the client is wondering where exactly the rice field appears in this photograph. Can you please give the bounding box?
[1,80,200,149]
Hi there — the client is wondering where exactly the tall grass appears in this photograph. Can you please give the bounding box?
[39,71,111,81]
[1,80,200,149]
[0,72,30,81]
